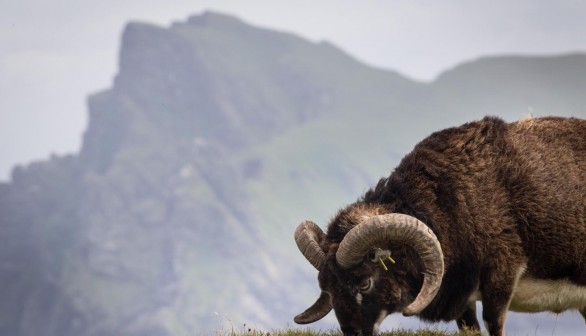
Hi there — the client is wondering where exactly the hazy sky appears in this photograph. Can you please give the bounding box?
[2,0,586,181]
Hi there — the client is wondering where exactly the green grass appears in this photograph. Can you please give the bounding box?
[213,327,483,336]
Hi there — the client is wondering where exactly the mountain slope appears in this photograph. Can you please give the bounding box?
[431,53,586,119]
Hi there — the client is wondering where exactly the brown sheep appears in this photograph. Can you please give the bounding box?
[294,116,586,336]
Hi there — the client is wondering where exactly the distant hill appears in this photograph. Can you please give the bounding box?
[1,11,585,336]
[431,53,586,120]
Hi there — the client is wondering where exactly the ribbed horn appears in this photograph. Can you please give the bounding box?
[336,213,444,316]
[295,220,327,271]
[294,291,332,324]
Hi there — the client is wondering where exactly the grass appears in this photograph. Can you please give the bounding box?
[210,313,482,336]
[212,326,483,336]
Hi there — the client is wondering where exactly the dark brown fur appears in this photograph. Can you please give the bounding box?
[316,116,585,336]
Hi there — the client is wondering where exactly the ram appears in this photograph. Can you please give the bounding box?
[293,116,586,336]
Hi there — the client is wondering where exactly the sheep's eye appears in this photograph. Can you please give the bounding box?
[359,278,373,292]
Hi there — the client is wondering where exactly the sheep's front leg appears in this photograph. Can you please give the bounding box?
[480,264,524,336]
[580,308,586,323]
[456,303,480,331]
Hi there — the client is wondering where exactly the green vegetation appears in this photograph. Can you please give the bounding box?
[211,328,482,336]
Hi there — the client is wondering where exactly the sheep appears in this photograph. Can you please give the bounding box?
[293,116,586,336]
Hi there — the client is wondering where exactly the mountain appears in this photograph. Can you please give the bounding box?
[431,53,586,120]
[1,11,585,336]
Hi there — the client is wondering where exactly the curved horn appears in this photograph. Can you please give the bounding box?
[295,220,327,270]
[336,213,444,316]
[294,291,332,324]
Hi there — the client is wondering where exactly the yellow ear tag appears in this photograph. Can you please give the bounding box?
[387,256,396,264]
[379,257,389,271]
